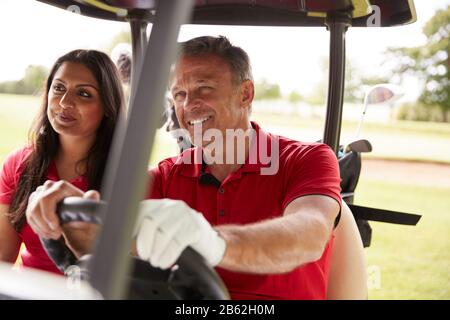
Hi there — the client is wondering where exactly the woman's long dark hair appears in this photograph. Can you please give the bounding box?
[9,49,125,231]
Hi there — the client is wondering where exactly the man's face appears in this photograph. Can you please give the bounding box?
[170,53,251,147]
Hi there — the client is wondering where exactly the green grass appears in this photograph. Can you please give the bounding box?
[0,94,40,157]
[356,179,450,299]
[1,93,449,299]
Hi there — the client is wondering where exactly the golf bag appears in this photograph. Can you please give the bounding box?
[337,140,421,247]
[338,145,372,247]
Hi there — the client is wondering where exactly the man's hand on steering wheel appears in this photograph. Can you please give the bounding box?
[134,199,227,269]
[39,197,230,299]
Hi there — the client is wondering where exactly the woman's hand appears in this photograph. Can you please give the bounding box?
[26,180,85,239]
[26,180,99,237]
[26,180,102,258]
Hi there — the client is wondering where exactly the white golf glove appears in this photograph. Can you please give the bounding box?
[133,199,226,269]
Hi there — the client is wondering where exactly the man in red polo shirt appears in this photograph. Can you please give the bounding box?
[26,36,341,300]
[136,36,342,299]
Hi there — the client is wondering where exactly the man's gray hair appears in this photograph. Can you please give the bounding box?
[178,36,253,84]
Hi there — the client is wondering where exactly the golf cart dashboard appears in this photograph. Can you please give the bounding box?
[37,0,416,27]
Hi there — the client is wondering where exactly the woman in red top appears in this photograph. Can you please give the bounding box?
[0,49,125,274]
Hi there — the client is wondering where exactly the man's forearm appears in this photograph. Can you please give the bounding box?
[215,212,332,274]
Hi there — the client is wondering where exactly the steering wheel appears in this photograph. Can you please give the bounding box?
[40,197,230,300]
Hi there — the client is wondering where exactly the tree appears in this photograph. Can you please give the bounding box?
[387,5,450,121]
[305,56,387,106]
[23,65,47,94]
[344,59,364,103]
[254,78,282,100]
[288,90,303,104]
[345,59,389,103]
[0,65,47,95]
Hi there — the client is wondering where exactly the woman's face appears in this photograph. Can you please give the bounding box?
[47,62,104,140]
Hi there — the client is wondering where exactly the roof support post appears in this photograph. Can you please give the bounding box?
[129,18,149,111]
[323,13,351,154]
[88,0,194,299]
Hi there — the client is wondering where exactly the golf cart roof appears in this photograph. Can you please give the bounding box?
[37,0,416,27]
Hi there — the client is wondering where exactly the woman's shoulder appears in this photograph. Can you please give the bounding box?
[0,146,33,204]
[2,146,33,167]
[1,146,34,175]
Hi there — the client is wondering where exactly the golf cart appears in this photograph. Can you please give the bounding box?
[0,0,421,300]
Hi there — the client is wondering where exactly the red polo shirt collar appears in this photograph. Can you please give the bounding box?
[178,121,273,179]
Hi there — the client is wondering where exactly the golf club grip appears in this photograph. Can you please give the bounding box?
[56,197,105,225]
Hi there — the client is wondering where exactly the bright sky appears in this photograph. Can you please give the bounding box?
[0,0,449,99]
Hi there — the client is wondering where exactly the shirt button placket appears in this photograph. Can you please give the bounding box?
[217,187,226,222]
